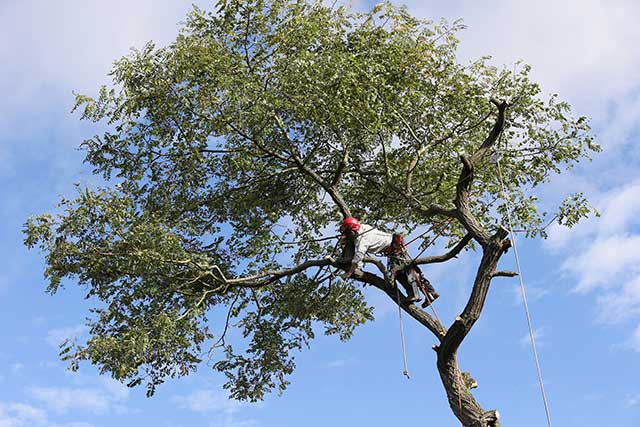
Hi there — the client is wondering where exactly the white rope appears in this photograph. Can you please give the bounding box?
[495,159,552,427]
[395,285,411,379]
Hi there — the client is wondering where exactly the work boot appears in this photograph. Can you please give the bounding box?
[406,280,423,304]
[421,290,440,308]
[418,276,440,308]
[406,293,422,304]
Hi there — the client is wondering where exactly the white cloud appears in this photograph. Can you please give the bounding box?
[627,324,640,353]
[598,93,640,150]
[0,402,45,427]
[0,0,203,93]
[596,277,640,324]
[519,327,545,349]
[33,317,46,327]
[583,392,605,401]
[401,0,640,170]
[414,0,640,106]
[172,389,242,414]
[0,0,212,148]
[27,387,109,415]
[9,364,24,374]
[6,403,46,424]
[172,389,259,427]
[323,0,368,12]
[550,178,640,351]
[38,361,61,370]
[625,393,640,407]
[512,283,551,306]
[0,400,95,427]
[0,275,8,296]
[546,179,640,251]
[98,377,130,402]
[327,357,357,368]
[564,234,640,293]
[3,374,125,425]
[45,325,86,348]
[26,380,128,416]
[211,418,258,427]
[596,181,640,234]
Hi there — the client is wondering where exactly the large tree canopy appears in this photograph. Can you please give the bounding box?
[25,1,598,425]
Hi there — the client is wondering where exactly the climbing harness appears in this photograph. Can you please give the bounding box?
[493,148,552,427]
[383,233,406,255]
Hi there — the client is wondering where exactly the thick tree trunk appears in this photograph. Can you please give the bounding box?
[437,354,500,427]
[435,233,508,427]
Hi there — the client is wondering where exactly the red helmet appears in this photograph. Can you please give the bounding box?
[340,216,361,233]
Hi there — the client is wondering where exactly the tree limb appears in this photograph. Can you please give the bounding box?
[492,270,518,278]
[330,145,349,189]
[412,233,472,265]
[272,114,352,218]
[198,253,447,339]
[453,100,508,246]
[352,269,447,339]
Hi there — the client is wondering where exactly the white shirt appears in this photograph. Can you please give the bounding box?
[352,224,393,267]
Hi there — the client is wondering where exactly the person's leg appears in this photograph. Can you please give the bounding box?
[412,265,440,308]
[396,271,422,302]
[392,255,422,303]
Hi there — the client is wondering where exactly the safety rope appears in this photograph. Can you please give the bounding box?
[395,283,411,379]
[411,218,454,262]
[342,217,462,413]
[495,157,552,427]
[382,219,467,427]
[404,221,441,246]
[391,221,450,383]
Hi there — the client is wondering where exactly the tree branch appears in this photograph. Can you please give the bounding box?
[492,270,518,278]
[289,154,351,218]
[352,269,447,339]
[226,258,335,286]
[197,253,447,339]
[453,100,508,246]
[272,114,352,218]
[412,233,472,265]
[330,145,349,189]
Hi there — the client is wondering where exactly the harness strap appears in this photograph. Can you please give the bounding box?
[383,233,405,256]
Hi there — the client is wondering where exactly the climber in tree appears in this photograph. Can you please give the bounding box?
[339,217,440,307]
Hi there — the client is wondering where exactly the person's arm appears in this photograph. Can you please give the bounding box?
[342,241,365,279]
[341,260,358,280]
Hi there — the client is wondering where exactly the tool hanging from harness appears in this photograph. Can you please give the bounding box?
[383,233,437,309]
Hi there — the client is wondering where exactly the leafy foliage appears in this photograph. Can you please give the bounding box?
[25,0,598,400]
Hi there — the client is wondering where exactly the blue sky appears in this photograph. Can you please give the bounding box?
[1,1,640,426]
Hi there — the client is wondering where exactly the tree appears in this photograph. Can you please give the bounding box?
[24,1,599,425]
